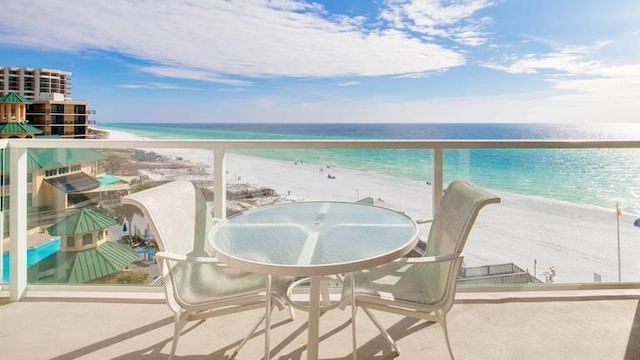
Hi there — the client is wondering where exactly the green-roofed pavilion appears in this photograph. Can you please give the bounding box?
[47,208,117,236]
[1,92,33,133]
[0,122,43,135]
[26,208,139,283]
[0,92,32,103]
[27,241,139,284]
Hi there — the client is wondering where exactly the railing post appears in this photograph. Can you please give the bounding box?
[213,148,227,219]
[10,147,28,301]
[432,148,443,217]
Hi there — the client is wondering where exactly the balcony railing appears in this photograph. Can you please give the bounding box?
[2,138,640,302]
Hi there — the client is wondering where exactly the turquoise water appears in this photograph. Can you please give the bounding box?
[2,238,61,283]
[99,122,640,214]
[96,174,122,185]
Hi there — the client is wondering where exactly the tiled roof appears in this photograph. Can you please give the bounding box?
[47,208,117,235]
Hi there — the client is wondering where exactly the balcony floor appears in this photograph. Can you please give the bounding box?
[1,293,640,359]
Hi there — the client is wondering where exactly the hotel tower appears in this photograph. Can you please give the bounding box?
[0,67,94,138]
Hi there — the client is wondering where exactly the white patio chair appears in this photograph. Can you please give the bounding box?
[122,179,293,360]
[341,180,500,359]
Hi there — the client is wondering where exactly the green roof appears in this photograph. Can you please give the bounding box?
[47,208,117,235]
[0,122,44,134]
[1,147,105,173]
[27,148,105,169]
[0,92,32,103]
[28,241,139,284]
[0,148,105,172]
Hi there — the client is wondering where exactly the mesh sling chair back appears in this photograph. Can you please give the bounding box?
[341,180,500,359]
[122,180,293,360]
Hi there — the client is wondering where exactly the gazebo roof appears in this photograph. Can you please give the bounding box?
[0,92,32,103]
[0,122,44,134]
[27,241,139,283]
[47,208,117,236]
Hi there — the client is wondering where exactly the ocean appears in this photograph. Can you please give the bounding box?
[98,122,640,215]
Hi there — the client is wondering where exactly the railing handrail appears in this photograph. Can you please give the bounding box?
[7,138,640,150]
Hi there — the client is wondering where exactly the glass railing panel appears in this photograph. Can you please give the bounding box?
[444,147,640,286]
[227,148,433,220]
[1,145,7,285]
[5,140,640,292]
[18,146,213,286]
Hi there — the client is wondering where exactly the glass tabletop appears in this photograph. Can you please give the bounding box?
[209,201,419,276]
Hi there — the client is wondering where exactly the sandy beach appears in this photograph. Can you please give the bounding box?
[97,126,640,284]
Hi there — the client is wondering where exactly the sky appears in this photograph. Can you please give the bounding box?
[1,0,640,124]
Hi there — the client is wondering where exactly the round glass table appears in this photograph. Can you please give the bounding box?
[209,201,419,360]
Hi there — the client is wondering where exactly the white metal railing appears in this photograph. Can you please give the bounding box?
[4,137,640,301]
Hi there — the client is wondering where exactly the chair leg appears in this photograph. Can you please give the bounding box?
[440,314,455,360]
[169,311,189,360]
[362,308,400,356]
[351,298,358,360]
[265,275,272,360]
[287,303,296,321]
[350,275,358,360]
[230,312,266,360]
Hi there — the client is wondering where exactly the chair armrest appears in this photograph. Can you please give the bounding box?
[155,251,223,265]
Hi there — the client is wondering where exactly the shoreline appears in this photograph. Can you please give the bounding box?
[92,126,640,283]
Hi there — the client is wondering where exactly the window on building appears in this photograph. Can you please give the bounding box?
[70,165,81,172]
[98,230,104,240]
[58,167,69,175]
[45,169,58,177]
[82,233,92,246]
[66,236,75,248]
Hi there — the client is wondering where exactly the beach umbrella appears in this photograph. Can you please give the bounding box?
[634,218,640,228]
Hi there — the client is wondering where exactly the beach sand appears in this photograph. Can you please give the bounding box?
[98,126,640,284]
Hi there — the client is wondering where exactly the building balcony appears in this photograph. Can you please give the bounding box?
[2,289,639,359]
[2,138,640,359]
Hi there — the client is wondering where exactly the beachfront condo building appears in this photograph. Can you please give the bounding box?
[0,67,71,100]
[0,67,94,138]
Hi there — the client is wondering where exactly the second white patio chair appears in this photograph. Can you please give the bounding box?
[341,180,500,359]
[122,180,293,360]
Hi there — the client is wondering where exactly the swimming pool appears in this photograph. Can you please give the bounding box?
[96,174,122,185]
[2,237,61,283]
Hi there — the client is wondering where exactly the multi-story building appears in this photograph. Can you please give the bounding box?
[0,67,94,138]
[0,67,71,100]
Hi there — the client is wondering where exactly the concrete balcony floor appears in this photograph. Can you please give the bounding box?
[1,292,640,360]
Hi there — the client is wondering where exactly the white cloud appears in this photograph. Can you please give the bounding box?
[381,0,494,46]
[483,44,606,75]
[119,82,198,90]
[0,0,481,82]
[335,81,361,87]
[140,66,252,87]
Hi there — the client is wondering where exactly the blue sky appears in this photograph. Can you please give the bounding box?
[1,0,639,123]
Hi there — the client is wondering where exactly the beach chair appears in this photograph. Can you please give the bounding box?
[122,180,293,360]
[341,180,500,359]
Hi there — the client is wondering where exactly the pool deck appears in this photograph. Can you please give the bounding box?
[2,228,56,251]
